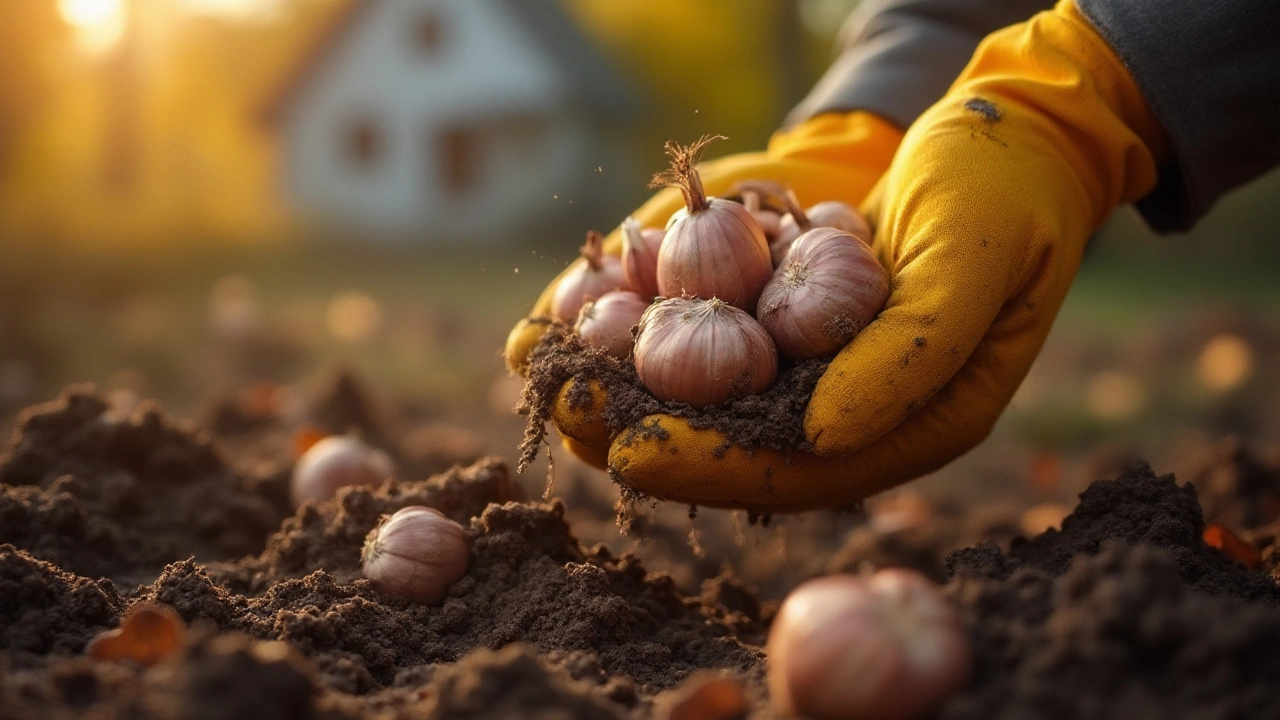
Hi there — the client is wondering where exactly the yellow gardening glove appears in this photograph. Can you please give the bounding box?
[608,0,1168,511]
[504,112,903,461]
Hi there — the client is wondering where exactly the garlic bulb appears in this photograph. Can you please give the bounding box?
[633,296,777,408]
[550,230,628,321]
[767,570,971,720]
[758,228,889,360]
[291,435,395,507]
[773,191,872,266]
[649,137,772,313]
[804,201,872,238]
[575,290,650,359]
[741,188,782,242]
[621,217,663,299]
[361,506,470,604]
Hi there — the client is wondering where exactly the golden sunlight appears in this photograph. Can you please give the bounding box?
[59,0,121,27]
[58,0,125,53]
[180,0,285,21]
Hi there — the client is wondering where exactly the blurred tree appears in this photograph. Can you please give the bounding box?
[0,2,69,189]
[566,1,789,159]
[565,0,845,180]
[0,0,341,247]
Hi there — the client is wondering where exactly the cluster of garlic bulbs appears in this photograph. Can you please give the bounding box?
[553,136,889,408]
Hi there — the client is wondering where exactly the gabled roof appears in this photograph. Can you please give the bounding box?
[260,0,637,126]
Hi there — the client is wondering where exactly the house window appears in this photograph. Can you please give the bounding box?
[413,13,443,54]
[439,127,480,195]
[345,118,382,167]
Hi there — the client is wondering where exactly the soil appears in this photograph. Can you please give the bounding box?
[517,323,829,474]
[6,385,1280,719]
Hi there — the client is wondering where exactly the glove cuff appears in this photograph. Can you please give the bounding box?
[947,0,1166,230]
[767,111,903,172]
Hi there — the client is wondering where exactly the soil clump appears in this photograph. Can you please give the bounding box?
[5,388,1280,718]
[517,323,829,473]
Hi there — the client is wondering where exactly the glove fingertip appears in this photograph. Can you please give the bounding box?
[504,317,551,375]
[563,435,608,470]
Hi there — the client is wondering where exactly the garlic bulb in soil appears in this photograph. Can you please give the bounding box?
[362,506,469,604]
[773,191,872,267]
[767,570,971,720]
[575,290,650,359]
[649,136,772,313]
[633,296,777,408]
[758,227,889,360]
[550,230,627,321]
[291,435,394,508]
[621,217,663,299]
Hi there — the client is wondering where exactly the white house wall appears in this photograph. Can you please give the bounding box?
[282,0,590,241]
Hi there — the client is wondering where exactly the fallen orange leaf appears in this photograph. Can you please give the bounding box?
[87,604,185,666]
[668,677,749,720]
[292,424,329,459]
[1203,524,1261,570]
[239,380,281,419]
[1030,452,1065,494]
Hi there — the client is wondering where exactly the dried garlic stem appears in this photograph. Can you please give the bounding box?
[649,134,726,214]
[580,230,605,271]
[783,189,812,232]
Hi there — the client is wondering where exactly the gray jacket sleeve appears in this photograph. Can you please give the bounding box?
[791,0,1280,234]
[1076,0,1280,232]
[785,0,1052,131]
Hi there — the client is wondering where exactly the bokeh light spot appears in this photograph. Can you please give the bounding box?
[1085,370,1145,422]
[327,291,384,343]
[208,275,260,338]
[1197,333,1253,393]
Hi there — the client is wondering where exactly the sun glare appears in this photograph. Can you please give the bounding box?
[59,0,121,28]
[59,0,126,53]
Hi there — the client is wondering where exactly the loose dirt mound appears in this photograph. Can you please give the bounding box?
[4,388,1280,718]
[0,389,281,587]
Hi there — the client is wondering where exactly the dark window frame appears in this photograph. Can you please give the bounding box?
[343,116,383,169]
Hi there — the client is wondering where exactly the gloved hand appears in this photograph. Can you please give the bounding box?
[504,111,903,460]
[606,0,1168,511]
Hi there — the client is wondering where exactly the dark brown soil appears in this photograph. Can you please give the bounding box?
[517,323,829,473]
[0,388,283,588]
[943,465,1280,719]
[6,386,1280,719]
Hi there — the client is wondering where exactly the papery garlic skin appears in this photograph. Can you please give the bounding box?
[758,228,889,360]
[658,199,773,313]
[767,570,971,720]
[739,185,784,243]
[361,506,469,604]
[551,231,628,322]
[291,435,394,508]
[621,217,663,299]
[575,290,649,359]
[633,297,777,408]
[753,209,783,243]
[648,137,773,313]
[773,198,872,267]
[805,201,872,239]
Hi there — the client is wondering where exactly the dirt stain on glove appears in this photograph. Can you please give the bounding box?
[963,98,1002,123]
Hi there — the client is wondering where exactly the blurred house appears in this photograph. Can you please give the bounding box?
[263,0,637,243]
